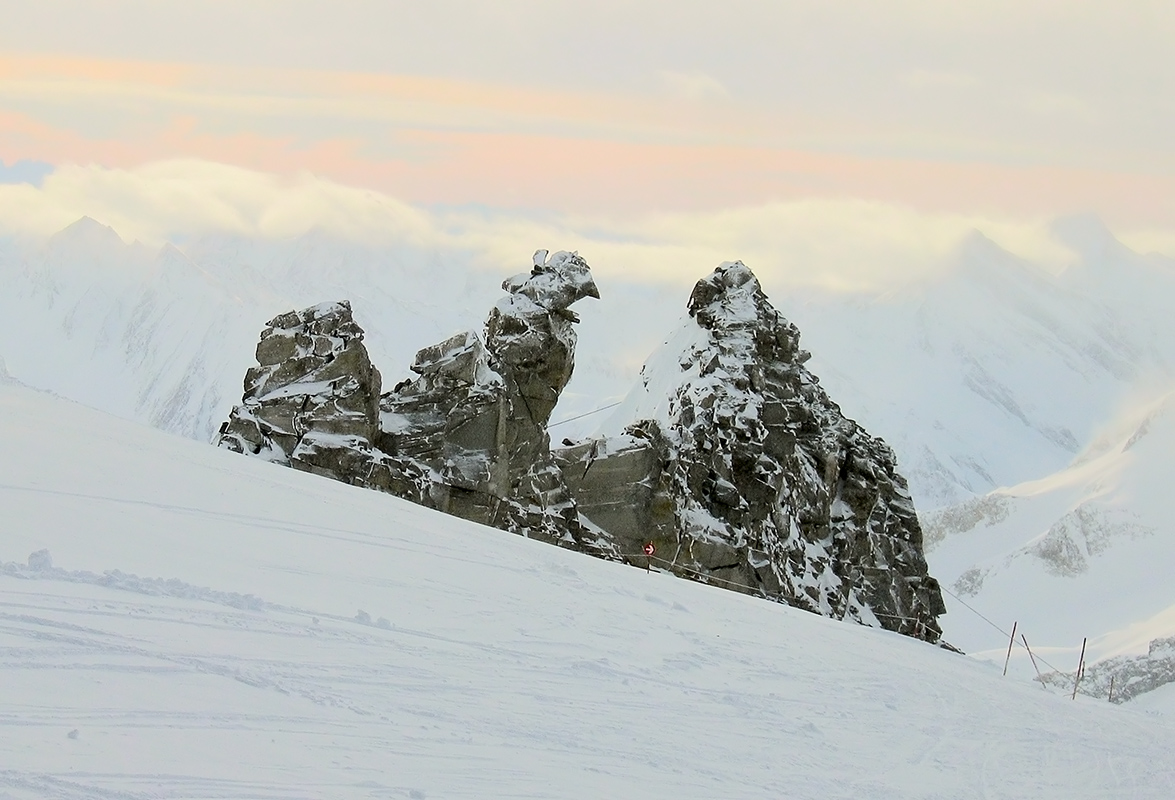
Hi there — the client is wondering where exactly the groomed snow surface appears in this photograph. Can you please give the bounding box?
[3,382,1175,798]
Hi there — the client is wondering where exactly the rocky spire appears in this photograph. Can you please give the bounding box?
[556,261,945,642]
[379,250,608,551]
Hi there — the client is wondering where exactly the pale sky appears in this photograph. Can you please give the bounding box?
[1,1,1174,281]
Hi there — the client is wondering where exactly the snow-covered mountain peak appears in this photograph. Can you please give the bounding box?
[1050,213,1132,266]
[48,215,127,249]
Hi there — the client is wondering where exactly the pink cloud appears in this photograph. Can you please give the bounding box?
[1,55,1173,229]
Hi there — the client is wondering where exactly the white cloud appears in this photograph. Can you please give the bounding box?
[0,160,436,246]
[3,0,1174,174]
[1117,229,1175,259]
[0,158,1103,292]
[901,70,983,90]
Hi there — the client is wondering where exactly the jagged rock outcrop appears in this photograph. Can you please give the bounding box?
[379,250,610,551]
[217,255,944,643]
[216,301,395,486]
[216,250,606,550]
[554,261,945,642]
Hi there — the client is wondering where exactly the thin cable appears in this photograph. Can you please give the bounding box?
[939,583,1010,638]
[633,552,1069,673]
[939,583,1065,674]
[548,401,622,429]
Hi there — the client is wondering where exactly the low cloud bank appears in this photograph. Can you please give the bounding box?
[0,158,1139,292]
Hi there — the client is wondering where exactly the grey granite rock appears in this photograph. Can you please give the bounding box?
[555,262,945,642]
[215,301,424,492]
[216,255,944,643]
[217,252,606,551]
[379,250,610,552]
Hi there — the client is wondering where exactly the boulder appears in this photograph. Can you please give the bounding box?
[215,301,417,489]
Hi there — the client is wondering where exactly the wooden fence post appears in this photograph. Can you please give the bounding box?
[1021,634,1045,688]
[1071,637,1087,700]
[1003,621,1018,677]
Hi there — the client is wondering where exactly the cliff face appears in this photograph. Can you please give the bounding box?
[217,255,944,642]
[555,262,944,641]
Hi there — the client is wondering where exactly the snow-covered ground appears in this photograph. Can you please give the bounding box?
[4,372,1175,798]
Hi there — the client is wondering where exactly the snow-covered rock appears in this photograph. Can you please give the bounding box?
[215,301,400,489]
[215,257,944,642]
[557,262,945,643]
[218,250,606,551]
[379,250,606,549]
[1042,634,1175,704]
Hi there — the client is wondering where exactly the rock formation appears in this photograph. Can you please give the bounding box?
[1042,634,1175,703]
[215,301,392,486]
[217,254,945,643]
[378,249,610,551]
[554,262,945,642]
[217,250,606,550]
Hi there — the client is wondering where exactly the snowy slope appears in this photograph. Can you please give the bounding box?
[4,381,1175,798]
[923,388,1175,672]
